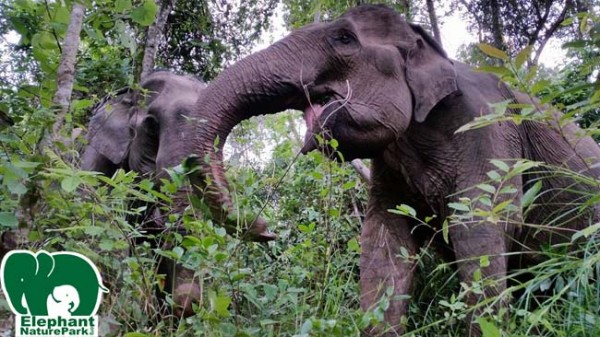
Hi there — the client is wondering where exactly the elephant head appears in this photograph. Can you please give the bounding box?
[82,71,207,177]
[46,284,80,317]
[192,5,457,228]
[82,71,275,242]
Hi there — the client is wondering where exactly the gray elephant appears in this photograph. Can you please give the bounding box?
[182,5,600,336]
[81,71,275,316]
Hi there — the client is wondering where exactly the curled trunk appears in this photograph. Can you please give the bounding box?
[193,41,319,238]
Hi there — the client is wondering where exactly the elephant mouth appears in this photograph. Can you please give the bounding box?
[301,91,341,154]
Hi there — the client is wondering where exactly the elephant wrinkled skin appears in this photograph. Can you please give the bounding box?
[82,71,275,316]
[188,5,600,336]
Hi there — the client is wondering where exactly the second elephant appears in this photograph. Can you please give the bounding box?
[82,71,275,316]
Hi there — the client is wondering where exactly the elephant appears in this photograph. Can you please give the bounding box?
[184,5,600,336]
[1,250,108,316]
[81,71,275,316]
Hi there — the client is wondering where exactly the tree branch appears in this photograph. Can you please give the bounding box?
[351,159,371,183]
[532,1,573,65]
[40,1,85,150]
[141,0,177,81]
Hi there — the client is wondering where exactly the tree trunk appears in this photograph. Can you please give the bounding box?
[140,0,176,81]
[426,0,442,46]
[45,1,85,145]
[489,0,506,52]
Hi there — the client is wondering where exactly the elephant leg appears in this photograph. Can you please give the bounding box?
[450,222,511,337]
[360,208,419,336]
[156,256,201,318]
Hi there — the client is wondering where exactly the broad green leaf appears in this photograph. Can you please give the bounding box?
[448,202,470,212]
[486,170,502,182]
[395,204,417,217]
[342,180,356,190]
[209,292,231,317]
[115,0,132,12]
[130,0,158,26]
[61,175,82,193]
[32,32,58,50]
[492,200,513,213]
[498,186,518,195]
[0,213,18,228]
[478,43,508,60]
[490,159,509,172]
[515,46,532,69]
[475,66,511,76]
[347,238,360,252]
[477,184,496,194]
[476,317,501,337]
[521,181,542,208]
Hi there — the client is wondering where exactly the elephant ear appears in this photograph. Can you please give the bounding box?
[405,24,458,123]
[86,90,134,165]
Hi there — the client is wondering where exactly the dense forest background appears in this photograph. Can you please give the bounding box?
[0,0,599,336]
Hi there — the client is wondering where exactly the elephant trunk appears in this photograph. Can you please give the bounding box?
[193,37,320,239]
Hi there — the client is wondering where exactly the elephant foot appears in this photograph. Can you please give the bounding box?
[173,281,202,318]
[169,265,202,318]
[243,217,277,242]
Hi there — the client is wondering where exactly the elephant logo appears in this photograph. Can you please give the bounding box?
[0,250,108,337]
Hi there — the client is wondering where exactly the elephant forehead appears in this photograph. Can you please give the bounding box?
[341,5,415,44]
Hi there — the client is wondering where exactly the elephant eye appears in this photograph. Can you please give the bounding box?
[335,31,355,45]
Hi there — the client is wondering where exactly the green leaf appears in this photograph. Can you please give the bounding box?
[209,292,231,317]
[476,317,501,337]
[478,43,508,61]
[115,0,132,12]
[477,184,496,194]
[492,200,513,213]
[448,202,470,212]
[396,204,417,217]
[347,238,360,252]
[479,255,490,268]
[490,159,509,172]
[130,0,158,26]
[515,46,532,69]
[521,181,542,208]
[61,175,82,193]
[475,66,511,76]
[486,170,502,182]
[342,180,356,190]
[572,222,600,242]
[442,219,449,244]
[0,213,18,228]
[498,186,518,194]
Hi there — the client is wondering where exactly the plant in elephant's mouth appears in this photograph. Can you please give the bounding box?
[301,80,353,155]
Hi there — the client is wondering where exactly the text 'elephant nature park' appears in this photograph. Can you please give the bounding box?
[0,250,108,337]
